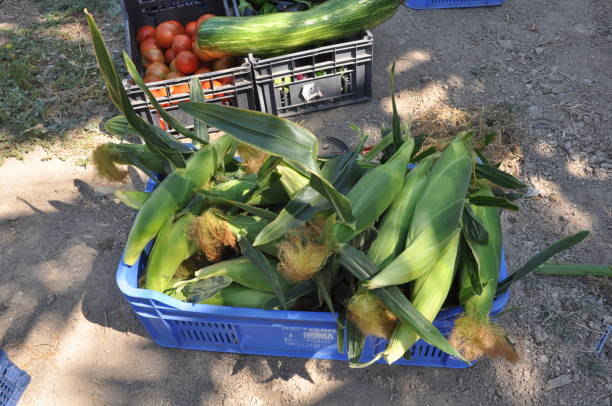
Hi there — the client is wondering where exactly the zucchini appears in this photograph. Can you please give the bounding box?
[197,0,400,56]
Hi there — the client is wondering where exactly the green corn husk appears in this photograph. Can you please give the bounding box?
[186,257,293,293]
[365,133,473,289]
[461,186,503,320]
[381,231,461,364]
[227,215,277,256]
[200,284,276,308]
[123,135,233,265]
[207,176,289,206]
[334,139,415,243]
[447,186,519,363]
[276,163,310,198]
[113,190,150,210]
[145,213,197,293]
[367,155,436,268]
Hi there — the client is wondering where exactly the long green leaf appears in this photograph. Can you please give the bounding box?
[85,10,122,110]
[264,280,316,309]
[179,102,320,173]
[180,102,355,225]
[339,245,465,361]
[113,190,150,210]
[497,231,590,293]
[462,203,489,245]
[346,319,366,364]
[189,77,209,144]
[123,53,208,144]
[199,192,277,220]
[476,163,526,190]
[459,236,484,296]
[361,133,393,162]
[469,195,519,211]
[253,142,365,246]
[534,263,611,277]
[309,175,355,228]
[238,236,287,309]
[86,10,189,168]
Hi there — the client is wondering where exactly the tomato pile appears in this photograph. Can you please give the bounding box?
[136,14,235,85]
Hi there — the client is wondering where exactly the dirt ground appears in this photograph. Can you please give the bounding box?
[1,0,611,405]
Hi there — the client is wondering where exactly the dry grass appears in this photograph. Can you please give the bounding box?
[411,103,523,166]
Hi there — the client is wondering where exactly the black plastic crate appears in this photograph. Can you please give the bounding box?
[120,0,257,135]
[226,1,373,117]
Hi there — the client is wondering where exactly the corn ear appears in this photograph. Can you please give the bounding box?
[367,155,435,268]
[276,163,310,198]
[365,134,473,289]
[145,213,197,293]
[335,139,415,243]
[199,284,276,308]
[123,135,233,265]
[381,231,461,364]
[190,257,293,293]
[460,186,503,319]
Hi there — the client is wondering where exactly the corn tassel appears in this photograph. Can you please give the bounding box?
[365,134,473,289]
[367,155,435,268]
[92,143,167,182]
[334,139,415,243]
[145,213,197,293]
[123,135,233,265]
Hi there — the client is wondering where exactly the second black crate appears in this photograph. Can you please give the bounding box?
[226,0,374,118]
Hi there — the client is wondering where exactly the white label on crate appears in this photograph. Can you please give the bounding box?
[280,326,335,348]
[300,83,324,102]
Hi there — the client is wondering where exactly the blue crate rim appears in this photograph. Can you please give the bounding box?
[406,0,505,10]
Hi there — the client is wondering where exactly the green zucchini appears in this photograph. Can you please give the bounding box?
[197,0,400,56]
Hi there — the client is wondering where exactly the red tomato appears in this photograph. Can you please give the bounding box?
[196,14,216,28]
[185,21,197,36]
[166,71,186,79]
[172,34,192,55]
[155,26,175,49]
[144,75,163,84]
[142,47,165,64]
[137,26,156,43]
[175,50,198,75]
[164,49,175,63]
[146,62,169,79]
[195,66,212,75]
[140,37,158,53]
[164,20,184,33]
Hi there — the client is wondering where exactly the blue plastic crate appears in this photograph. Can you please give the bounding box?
[117,179,510,367]
[406,0,505,9]
[0,351,30,406]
